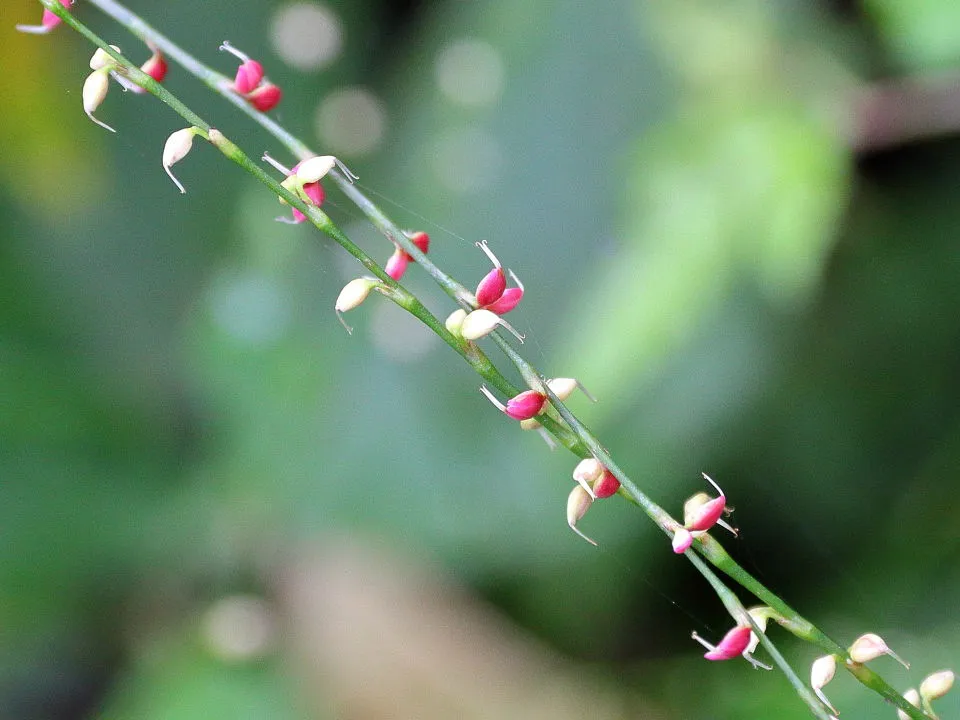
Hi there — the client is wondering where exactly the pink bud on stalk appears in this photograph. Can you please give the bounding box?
[479,386,547,421]
[684,473,727,531]
[162,127,201,194]
[219,41,281,111]
[16,0,72,34]
[671,527,693,554]
[384,231,430,281]
[127,44,169,93]
[592,469,621,499]
[692,625,753,661]
[848,633,910,669]
[247,83,282,112]
[521,377,597,431]
[567,485,597,546]
[473,241,525,314]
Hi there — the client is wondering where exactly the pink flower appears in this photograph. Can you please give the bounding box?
[693,625,753,661]
[592,469,621,499]
[247,83,282,112]
[220,41,281,112]
[480,386,546,421]
[384,231,430,281]
[473,241,524,315]
[17,0,72,35]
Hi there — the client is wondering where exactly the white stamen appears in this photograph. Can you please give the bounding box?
[16,23,54,34]
[334,158,359,183]
[219,40,251,63]
[478,385,507,413]
[568,522,598,547]
[507,268,524,292]
[701,472,725,498]
[261,152,293,176]
[475,239,501,268]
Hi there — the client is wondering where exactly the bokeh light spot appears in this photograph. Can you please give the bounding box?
[315,87,386,156]
[435,38,505,106]
[271,2,343,71]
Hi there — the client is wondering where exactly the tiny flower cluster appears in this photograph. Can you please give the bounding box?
[807,633,953,719]
[82,44,170,133]
[262,152,357,223]
[670,473,736,554]
[690,605,774,670]
[220,41,281,112]
[445,241,526,343]
[566,458,621,546]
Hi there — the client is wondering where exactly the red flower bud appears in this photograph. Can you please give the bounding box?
[693,625,752,661]
[504,390,547,420]
[247,83,282,112]
[593,469,621,499]
[385,249,410,281]
[483,286,523,314]
[141,47,168,84]
[475,266,507,307]
[684,473,728,532]
[234,59,264,94]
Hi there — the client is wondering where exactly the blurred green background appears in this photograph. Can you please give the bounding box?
[2,0,959,718]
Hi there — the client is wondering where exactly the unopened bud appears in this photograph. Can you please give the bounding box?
[235,59,264,94]
[82,69,115,133]
[566,485,597,546]
[849,633,909,668]
[810,655,839,715]
[335,277,378,333]
[460,309,524,343]
[504,390,547,421]
[483,283,523,315]
[593,469,620,499]
[162,127,199,194]
[896,688,921,720]
[141,46,168,84]
[683,473,727,532]
[385,249,409,281]
[920,669,954,703]
[247,83,282,112]
[445,309,467,335]
[407,231,430,255]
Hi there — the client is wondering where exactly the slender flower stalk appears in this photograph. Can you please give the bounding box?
[32,2,946,718]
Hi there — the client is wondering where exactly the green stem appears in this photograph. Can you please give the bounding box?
[684,552,834,720]
[40,2,938,718]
